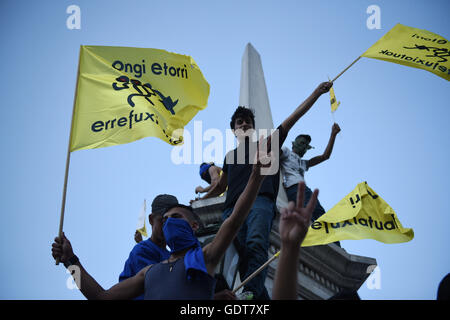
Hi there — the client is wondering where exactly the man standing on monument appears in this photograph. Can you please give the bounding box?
[197,81,333,299]
[280,123,341,221]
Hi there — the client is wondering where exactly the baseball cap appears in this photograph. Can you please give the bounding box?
[151,194,179,216]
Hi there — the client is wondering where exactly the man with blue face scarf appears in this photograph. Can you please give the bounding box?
[51,139,271,299]
[118,194,177,299]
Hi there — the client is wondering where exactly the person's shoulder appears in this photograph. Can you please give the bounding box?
[133,238,158,253]
[223,149,236,166]
[281,145,290,153]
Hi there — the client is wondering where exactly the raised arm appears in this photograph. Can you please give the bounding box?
[52,233,146,300]
[272,182,318,300]
[307,123,341,168]
[280,82,332,144]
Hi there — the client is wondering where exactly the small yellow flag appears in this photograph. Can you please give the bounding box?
[302,182,414,246]
[362,23,450,81]
[136,199,147,238]
[70,46,210,152]
[329,86,340,112]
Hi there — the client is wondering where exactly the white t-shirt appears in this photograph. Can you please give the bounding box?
[280,146,309,188]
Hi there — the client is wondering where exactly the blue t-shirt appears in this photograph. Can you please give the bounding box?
[119,238,170,300]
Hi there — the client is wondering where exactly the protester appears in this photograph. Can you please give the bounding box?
[280,123,341,221]
[51,140,271,299]
[118,194,177,299]
[197,81,333,299]
[195,162,223,195]
[272,182,317,299]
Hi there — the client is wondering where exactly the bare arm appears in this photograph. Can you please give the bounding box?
[195,167,222,194]
[199,170,227,200]
[272,182,318,300]
[52,233,146,300]
[280,82,333,144]
[307,123,340,168]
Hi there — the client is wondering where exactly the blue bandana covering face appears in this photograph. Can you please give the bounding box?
[163,217,198,252]
[162,217,208,279]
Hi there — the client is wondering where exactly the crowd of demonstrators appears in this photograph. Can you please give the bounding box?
[52,81,347,300]
[51,140,272,299]
[125,194,236,300]
[195,81,333,299]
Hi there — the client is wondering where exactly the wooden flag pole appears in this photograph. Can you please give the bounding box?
[56,140,73,266]
[56,49,81,265]
[331,56,361,83]
[232,251,280,294]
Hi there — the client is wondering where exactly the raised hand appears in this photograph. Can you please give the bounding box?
[315,81,333,95]
[331,123,341,136]
[279,182,318,248]
[51,232,75,264]
[252,135,273,175]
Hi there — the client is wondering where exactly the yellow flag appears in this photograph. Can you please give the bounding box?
[329,86,340,112]
[302,182,414,246]
[136,199,147,238]
[70,46,210,152]
[362,23,450,81]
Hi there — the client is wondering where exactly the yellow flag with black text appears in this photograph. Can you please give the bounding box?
[302,182,414,246]
[329,87,340,112]
[362,23,450,81]
[70,46,210,152]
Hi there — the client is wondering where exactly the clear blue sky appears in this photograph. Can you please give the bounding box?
[0,0,448,299]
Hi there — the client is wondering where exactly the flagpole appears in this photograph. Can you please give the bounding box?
[331,56,361,83]
[56,48,81,265]
[232,251,280,294]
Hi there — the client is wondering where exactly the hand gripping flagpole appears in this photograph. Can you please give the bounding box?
[56,49,81,265]
[232,251,280,294]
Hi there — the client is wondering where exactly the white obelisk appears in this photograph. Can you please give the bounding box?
[239,43,288,210]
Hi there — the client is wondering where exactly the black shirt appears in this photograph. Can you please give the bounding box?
[222,125,287,210]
